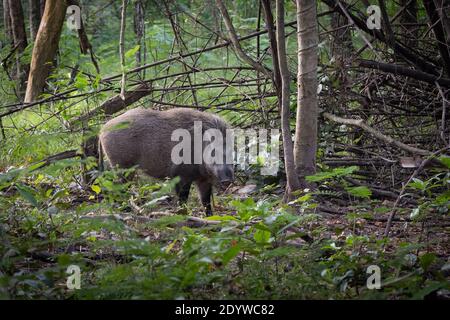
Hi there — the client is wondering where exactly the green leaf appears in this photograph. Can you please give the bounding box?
[91,185,101,194]
[222,244,241,265]
[125,45,140,59]
[28,161,46,171]
[346,186,372,199]
[74,73,89,91]
[254,229,271,244]
[306,166,358,182]
[105,121,131,132]
[408,178,426,191]
[419,253,436,271]
[438,156,450,169]
[16,183,39,207]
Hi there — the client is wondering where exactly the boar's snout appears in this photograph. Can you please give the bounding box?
[212,164,234,189]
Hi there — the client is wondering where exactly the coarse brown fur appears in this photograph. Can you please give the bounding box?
[99,107,234,215]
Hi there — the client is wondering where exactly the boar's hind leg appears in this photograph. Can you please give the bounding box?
[175,178,192,203]
[196,180,213,216]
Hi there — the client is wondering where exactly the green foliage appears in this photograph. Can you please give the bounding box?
[0,0,448,301]
[306,166,358,182]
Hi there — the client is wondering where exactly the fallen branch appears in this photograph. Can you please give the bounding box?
[71,83,152,125]
[358,60,450,88]
[322,111,432,155]
[30,149,80,171]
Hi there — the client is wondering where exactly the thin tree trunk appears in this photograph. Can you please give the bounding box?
[275,0,301,199]
[261,0,281,99]
[29,0,41,41]
[119,0,128,100]
[24,0,67,103]
[8,0,29,98]
[40,0,46,17]
[3,0,12,43]
[134,0,145,77]
[294,0,319,178]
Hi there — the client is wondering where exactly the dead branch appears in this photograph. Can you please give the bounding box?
[70,83,152,125]
[215,0,272,80]
[322,111,432,155]
[359,60,450,88]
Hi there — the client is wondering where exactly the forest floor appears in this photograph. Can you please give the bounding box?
[1,171,449,300]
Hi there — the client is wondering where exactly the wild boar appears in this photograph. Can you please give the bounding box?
[99,107,234,215]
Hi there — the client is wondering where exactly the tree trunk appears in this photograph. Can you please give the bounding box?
[261,0,281,100]
[134,0,145,76]
[8,0,29,98]
[24,0,67,103]
[275,0,301,199]
[294,0,319,178]
[40,0,46,17]
[29,0,41,41]
[2,0,12,43]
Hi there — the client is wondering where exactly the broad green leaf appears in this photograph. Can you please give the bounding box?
[346,186,372,199]
[125,45,140,59]
[254,229,271,244]
[16,183,39,207]
[306,166,358,182]
[222,244,241,265]
[419,253,436,271]
[91,185,101,194]
[408,178,426,191]
[438,156,450,169]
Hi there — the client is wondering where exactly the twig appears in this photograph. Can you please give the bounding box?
[215,0,272,80]
[119,0,128,100]
[322,111,432,155]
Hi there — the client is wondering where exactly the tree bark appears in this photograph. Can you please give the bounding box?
[294,0,319,178]
[40,0,46,17]
[119,0,128,100]
[275,0,301,199]
[24,0,67,103]
[2,0,12,43]
[29,0,41,41]
[134,0,145,71]
[261,0,282,99]
[8,0,29,98]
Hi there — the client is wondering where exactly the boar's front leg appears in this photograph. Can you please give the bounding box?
[175,178,192,204]
[196,179,212,216]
